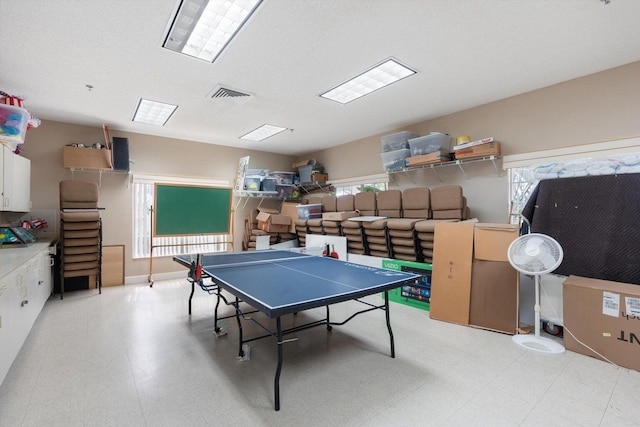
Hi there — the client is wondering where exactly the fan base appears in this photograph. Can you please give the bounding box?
[512,334,565,354]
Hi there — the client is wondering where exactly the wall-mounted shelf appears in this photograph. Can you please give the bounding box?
[234,190,300,210]
[389,155,502,184]
[298,181,332,194]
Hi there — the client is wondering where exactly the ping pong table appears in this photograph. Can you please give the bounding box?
[174,249,420,411]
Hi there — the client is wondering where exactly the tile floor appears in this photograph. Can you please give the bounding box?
[1,279,639,427]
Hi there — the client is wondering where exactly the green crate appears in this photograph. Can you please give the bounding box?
[382,259,432,311]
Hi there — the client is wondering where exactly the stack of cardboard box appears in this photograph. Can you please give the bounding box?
[429,222,520,334]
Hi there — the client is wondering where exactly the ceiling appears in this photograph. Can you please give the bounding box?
[2,0,640,156]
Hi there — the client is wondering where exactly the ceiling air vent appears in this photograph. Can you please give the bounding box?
[209,86,251,99]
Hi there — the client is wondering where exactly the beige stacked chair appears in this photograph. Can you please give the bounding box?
[306,195,337,235]
[294,196,322,246]
[414,220,439,264]
[430,185,466,220]
[341,192,376,254]
[362,190,402,258]
[386,187,430,261]
[59,180,102,299]
[322,194,354,236]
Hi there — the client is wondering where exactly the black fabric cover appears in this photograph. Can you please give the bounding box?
[521,173,640,284]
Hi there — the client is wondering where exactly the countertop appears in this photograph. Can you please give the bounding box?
[0,241,53,279]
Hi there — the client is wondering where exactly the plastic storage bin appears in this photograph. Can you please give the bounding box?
[408,132,452,156]
[298,165,313,183]
[381,149,410,171]
[260,177,277,192]
[380,131,418,152]
[276,184,297,199]
[0,104,30,145]
[244,175,262,191]
[271,171,295,185]
[296,203,322,220]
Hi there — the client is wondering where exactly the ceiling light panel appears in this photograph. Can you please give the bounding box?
[132,99,178,126]
[241,124,287,141]
[321,58,417,104]
[163,0,263,62]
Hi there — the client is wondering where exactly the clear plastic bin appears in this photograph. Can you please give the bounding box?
[380,131,417,152]
[381,149,410,171]
[296,203,322,220]
[0,104,30,145]
[408,133,452,156]
[244,175,262,191]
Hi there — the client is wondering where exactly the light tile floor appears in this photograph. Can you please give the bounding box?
[1,280,639,426]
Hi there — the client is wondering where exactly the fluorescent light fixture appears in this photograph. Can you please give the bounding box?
[163,0,263,62]
[241,124,287,141]
[132,99,178,126]
[320,58,417,104]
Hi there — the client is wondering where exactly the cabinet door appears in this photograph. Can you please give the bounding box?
[1,145,31,212]
[0,271,21,384]
[34,251,53,310]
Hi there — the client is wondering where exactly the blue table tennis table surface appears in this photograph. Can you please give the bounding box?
[176,250,419,318]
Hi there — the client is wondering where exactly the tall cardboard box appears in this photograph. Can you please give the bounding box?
[469,223,520,334]
[563,275,640,372]
[430,222,475,325]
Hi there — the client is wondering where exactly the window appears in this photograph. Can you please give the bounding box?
[508,167,538,224]
[331,173,389,196]
[132,175,231,259]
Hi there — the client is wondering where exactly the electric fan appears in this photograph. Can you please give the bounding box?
[508,233,566,354]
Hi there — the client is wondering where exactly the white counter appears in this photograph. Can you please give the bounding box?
[0,241,53,279]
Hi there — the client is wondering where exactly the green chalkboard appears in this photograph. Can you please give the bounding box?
[153,184,232,236]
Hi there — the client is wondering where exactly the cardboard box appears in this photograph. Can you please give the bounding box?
[563,275,640,371]
[63,145,113,169]
[429,222,475,325]
[454,141,501,160]
[405,150,452,167]
[322,211,358,221]
[382,259,432,311]
[278,202,299,233]
[469,259,518,334]
[312,172,328,183]
[473,223,520,262]
[256,208,291,233]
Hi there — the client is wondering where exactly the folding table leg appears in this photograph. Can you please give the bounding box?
[384,291,395,358]
[274,317,283,411]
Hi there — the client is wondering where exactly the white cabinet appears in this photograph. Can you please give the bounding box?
[0,244,52,386]
[1,144,31,212]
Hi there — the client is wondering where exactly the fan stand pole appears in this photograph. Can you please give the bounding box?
[512,274,565,354]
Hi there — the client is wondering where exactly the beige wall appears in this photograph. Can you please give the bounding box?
[303,61,640,222]
[21,121,296,279]
[17,61,640,280]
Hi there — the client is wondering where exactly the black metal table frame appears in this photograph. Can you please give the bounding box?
[183,268,397,411]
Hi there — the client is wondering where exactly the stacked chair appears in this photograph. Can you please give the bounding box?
[430,184,468,220]
[361,189,402,258]
[322,194,355,236]
[414,185,467,263]
[306,195,336,235]
[386,187,431,261]
[340,192,376,254]
[294,196,322,246]
[59,180,102,299]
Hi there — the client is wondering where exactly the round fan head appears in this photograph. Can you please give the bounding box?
[507,233,563,275]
